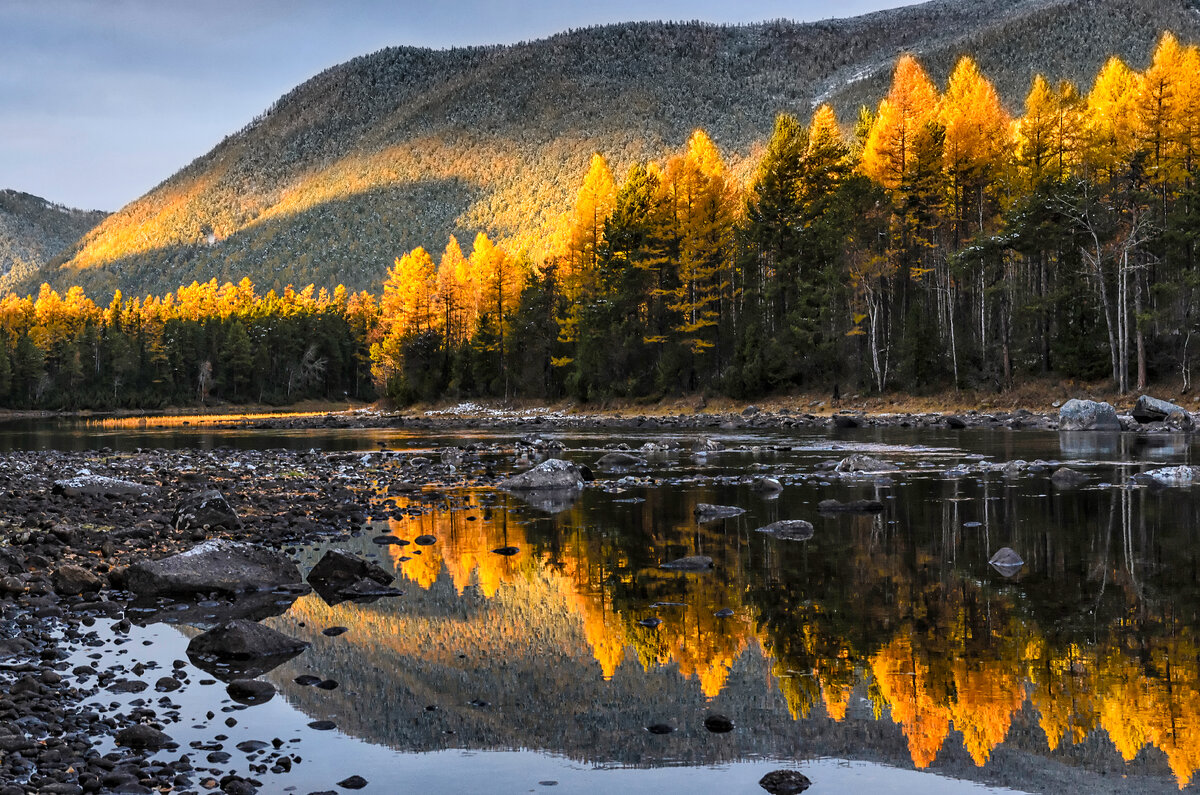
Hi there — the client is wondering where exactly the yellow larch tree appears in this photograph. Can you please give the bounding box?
[1085,56,1142,179]
[556,153,617,354]
[939,56,1011,240]
[861,54,941,190]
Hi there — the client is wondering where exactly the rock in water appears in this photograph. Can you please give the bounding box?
[187,619,310,680]
[817,498,884,513]
[694,503,745,520]
[750,476,783,494]
[499,459,585,491]
[754,520,814,542]
[833,454,890,473]
[226,678,276,705]
[125,539,302,596]
[595,452,649,471]
[1058,399,1121,431]
[989,547,1024,577]
[1132,394,1193,429]
[115,724,175,750]
[659,555,713,571]
[308,549,394,588]
[1138,465,1200,487]
[759,769,812,794]
[704,714,734,733]
[1050,467,1089,488]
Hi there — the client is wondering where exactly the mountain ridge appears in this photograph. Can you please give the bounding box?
[26,0,1200,299]
[0,190,107,291]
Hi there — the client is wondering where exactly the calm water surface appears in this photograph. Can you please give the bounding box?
[56,421,1200,793]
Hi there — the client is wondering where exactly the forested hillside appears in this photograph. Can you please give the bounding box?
[6,33,1200,409]
[24,0,1200,299]
[0,191,105,291]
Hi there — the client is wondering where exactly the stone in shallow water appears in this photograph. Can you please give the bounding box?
[704,714,734,733]
[694,503,745,521]
[713,608,735,619]
[337,776,368,790]
[659,555,713,572]
[754,520,814,542]
[126,539,301,597]
[646,723,675,734]
[637,617,662,629]
[492,546,519,556]
[989,547,1024,577]
[226,678,275,705]
[759,769,812,794]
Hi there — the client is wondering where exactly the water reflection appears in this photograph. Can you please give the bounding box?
[255,460,1200,790]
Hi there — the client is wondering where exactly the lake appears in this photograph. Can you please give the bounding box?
[55,420,1200,793]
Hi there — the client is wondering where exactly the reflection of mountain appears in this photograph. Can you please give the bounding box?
[264,476,1200,789]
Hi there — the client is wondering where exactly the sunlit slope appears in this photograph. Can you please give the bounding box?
[34,0,1200,299]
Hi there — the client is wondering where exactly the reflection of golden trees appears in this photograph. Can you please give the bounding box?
[352,496,1200,786]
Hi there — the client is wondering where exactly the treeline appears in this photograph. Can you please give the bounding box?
[12,34,1200,409]
[373,33,1200,402]
[0,280,376,409]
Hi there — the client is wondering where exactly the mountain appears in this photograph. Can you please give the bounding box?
[0,190,106,291]
[27,0,1200,299]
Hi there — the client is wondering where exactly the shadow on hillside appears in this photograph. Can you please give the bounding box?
[29,178,482,300]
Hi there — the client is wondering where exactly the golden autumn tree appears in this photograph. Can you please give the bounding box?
[862,54,941,190]
[938,56,1011,242]
[1015,75,1085,186]
[556,154,617,355]
[658,129,739,386]
[1084,56,1141,180]
[372,247,437,391]
[434,235,478,347]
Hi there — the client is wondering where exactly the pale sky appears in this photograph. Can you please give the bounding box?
[0,0,913,212]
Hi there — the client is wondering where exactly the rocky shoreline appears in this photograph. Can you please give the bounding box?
[0,394,1194,794]
[204,394,1198,435]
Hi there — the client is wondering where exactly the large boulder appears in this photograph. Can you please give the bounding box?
[51,564,105,596]
[173,489,242,532]
[125,539,302,596]
[1131,394,1194,430]
[186,619,310,680]
[499,459,585,491]
[1058,399,1121,431]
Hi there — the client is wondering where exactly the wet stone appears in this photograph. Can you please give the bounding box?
[337,776,369,790]
[308,720,336,730]
[759,769,812,794]
[646,723,675,734]
[704,714,734,733]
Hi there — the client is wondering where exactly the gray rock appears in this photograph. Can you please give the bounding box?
[173,489,242,532]
[187,619,310,680]
[595,452,648,471]
[754,520,814,541]
[500,459,585,491]
[834,454,890,473]
[52,475,157,499]
[750,476,783,494]
[1132,394,1193,428]
[659,555,713,571]
[989,547,1024,577]
[817,498,883,513]
[125,540,301,596]
[1050,467,1089,488]
[1139,465,1200,487]
[1058,399,1121,431]
[51,564,104,595]
[694,503,745,521]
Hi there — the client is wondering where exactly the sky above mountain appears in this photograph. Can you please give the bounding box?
[0,0,910,212]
